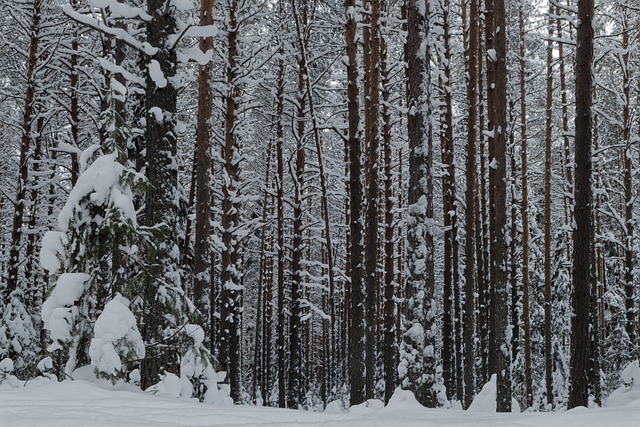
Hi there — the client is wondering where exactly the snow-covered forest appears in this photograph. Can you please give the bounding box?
[1,0,640,420]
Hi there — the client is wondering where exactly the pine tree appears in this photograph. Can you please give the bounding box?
[400,0,437,408]
[569,0,595,409]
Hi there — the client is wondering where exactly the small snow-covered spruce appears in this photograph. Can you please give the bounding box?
[89,294,144,382]
[41,145,145,378]
[0,292,38,378]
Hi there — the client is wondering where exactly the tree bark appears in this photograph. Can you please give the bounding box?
[544,5,554,408]
[193,0,215,334]
[363,0,382,400]
[489,0,511,412]
[7,0,42,295]
[568,0,595,410]
[345,0,366,406]
[381,25,396,404]
[219,0,242,402]
[401,0,436,408]
[518,5,533,409]
[462,0,479,409]
[140,0,181,390]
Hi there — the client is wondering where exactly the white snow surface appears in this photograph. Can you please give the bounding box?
[607,360,640,407]
[1,380,640,427]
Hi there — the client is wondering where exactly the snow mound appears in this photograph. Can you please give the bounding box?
[0,358,21,389]
[606,361,640,407]
[350,398,384,414]
[382,387,424,412]
[468,374,520,412]
[146,373,183,398]
[324,400,346,414]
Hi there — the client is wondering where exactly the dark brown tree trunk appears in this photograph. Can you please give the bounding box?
[219,0,242,402]
[490,0,511,412]
[568,0,594,410]
[253,140,273,404]
[263,219,275,405]
[23,117,45,296]
[276,47,287,409]
[345,0,366,406]
[381,27,396,404]
[518,5,533,409]
[477,0,490,387]
[462,0,479,409]
[291,0,338,400]
[557,8,573,234]
[402,0,436,408]
[439,0,456,401]
[621,11,635,347]
[193,0,214,330]
[140,0,181,390]
[6,0,42,296]
[288,4,307,404]
[363,0,381,400]
[544,5,554,408]
[69,0,80,184]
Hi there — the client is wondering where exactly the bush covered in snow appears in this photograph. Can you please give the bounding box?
[606,361,640,407]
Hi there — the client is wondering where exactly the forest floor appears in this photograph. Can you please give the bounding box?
[1,379,639,427]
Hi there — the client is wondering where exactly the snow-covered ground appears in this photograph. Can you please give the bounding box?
[1,379,640,427]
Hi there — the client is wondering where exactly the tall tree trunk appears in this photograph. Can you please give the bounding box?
[543,4,554,408]
[620,9,635,347]
[381,26,396,404]
[462,0,479,409]
[477,0,490,387]
[490,0,511,412]
[140,0,181,390]
[363,0,381,400]
[345,0,366,406]
[439,0,456,401]
[288,10,307,406]
[401,0,436,408]
[253,140,273,403]
[568,0,595,409]
[219,0,242,402]
[69,0,80,184]
[194,0,215,333]
[518,5,533,409]
[291,1,338,400]
[557,7,573,234]
[7,0,42,296]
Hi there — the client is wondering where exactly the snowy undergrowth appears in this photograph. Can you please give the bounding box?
[606,360,640,407]
[2,379,640,427]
